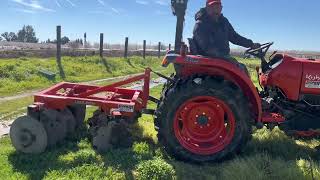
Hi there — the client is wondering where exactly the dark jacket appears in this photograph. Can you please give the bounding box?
[193,8,253,57]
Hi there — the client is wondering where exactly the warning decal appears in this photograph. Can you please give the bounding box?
[118,105,134,112]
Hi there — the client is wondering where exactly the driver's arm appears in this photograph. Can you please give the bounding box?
[226,18,254,48]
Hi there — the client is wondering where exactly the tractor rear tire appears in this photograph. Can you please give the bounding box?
[155,76,252,162]
[154,74,177,130]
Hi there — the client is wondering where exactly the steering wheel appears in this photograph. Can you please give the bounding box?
[245,42,274,58]
[245,42,274,73]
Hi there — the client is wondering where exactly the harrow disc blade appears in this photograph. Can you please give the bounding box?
[92,121,116,152]
[109,119,133,148]
[69,104,86,128]
[10,116,47,154]
[40,109,67,146]
[59,108,76,134]
[126,111,142,124]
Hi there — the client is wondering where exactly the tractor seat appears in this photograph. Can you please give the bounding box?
[187,38,231,61]
[188,38,217,59]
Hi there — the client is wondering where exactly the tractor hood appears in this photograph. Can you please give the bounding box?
[259,53,320,101]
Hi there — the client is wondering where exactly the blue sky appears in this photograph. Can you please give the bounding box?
[1,0,320,51]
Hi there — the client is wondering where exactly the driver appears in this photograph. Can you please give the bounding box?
[192,0,260,74]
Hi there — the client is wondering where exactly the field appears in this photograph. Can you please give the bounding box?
[1,57,320,179]
[0,56,172,97]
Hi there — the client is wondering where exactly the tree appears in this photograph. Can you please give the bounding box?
[46,39,58,44]
[17,25,39,43]
[68,41,81,49]
[1,32,18,41]
[0,36,2,41]
[9,32,17,41]
[1,32,9,41]
[61,36,70,45]
[74,39,84,45]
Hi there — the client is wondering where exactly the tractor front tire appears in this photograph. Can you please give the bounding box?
[155,76,252,162]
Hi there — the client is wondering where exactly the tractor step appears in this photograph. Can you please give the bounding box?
[148,96,159,104]
[142,109,156,115]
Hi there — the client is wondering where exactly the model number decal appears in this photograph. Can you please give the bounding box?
[118,105,134,112]
[305,74,320,89]
[75,100,95,106]
[185,57,199,63]
[305,81,320,89]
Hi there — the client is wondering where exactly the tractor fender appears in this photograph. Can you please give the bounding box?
[163,55,262,122]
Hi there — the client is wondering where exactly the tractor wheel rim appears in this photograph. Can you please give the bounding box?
[174,96,236,155]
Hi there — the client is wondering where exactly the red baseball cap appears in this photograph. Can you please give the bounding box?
[206,0,222,7]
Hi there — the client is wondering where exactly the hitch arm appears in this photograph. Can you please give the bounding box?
[150,69,176,84]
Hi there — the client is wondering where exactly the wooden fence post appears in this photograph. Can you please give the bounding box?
[56,25,65,79]
[143,40,146,59]
[84,32,87,48]
[158,42,161,58]
[100,33,104,58]
[124,37,128,58]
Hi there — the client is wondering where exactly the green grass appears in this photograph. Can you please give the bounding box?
[1,85,320,179]
[237,57,261,86]
[0,96,33,115]
[0,56,172,97]
[0,96,34,122]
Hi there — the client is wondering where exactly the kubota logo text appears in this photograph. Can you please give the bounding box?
[306,74,320,81]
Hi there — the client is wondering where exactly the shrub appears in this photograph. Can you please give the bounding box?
[135,158,176,180]
[132,142,153,160]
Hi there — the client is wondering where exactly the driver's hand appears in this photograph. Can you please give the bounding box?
[251,43,261,49]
